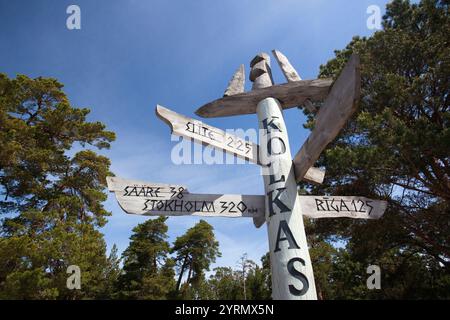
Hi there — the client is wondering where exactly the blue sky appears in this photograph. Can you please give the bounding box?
[0,0,389,270]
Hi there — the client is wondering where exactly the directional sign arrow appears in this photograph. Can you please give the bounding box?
[107,177,387,228]
[298,195,387,220]
[107,176,267,227]
[156,105,259,164]
[156,105,325,184]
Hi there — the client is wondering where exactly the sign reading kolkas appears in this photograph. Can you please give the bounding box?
[107,50,387,300]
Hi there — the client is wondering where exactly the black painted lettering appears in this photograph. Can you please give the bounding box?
[262,116,282,133]
[269,173,285,185]
[267,188,291,216]
[339,199,350,212]
[287,257,309,296]
[186,122,194,133]
[366,200,374,215]
[174,200,183,211]
[315,199,326,211]
[267,137,286,155]
[274,220,300,252]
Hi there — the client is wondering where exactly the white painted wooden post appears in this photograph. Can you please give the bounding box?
[250,52,317,300]
[108,51,368,301]
[257,98,317,300]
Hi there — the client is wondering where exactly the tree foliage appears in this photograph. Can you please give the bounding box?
[303,0,450,299]
[171,220,221,298]
[0,74,116,299]
[202,254,271,300]
[117,217,175,299]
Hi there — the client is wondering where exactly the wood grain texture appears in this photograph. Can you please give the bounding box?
[272,49,316,113]
[107,177,387,230]
[156,105,259,164]
[257,97,317,300]
[302,100,317,113]
[107,176,187,198]
[250,52,273,90]
[156,105,325,184]
[272,49,301,82]
[195,78,332,118]
[298,196,387,219]
[224,64,245,96]
[107,176,266,227]
[293,54,360,182]
[302,167,325,185]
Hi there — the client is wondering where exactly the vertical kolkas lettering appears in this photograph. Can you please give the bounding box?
[274,221,309,296]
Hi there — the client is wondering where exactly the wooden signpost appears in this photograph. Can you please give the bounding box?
[108,50,388,300]
[108,177,387,221]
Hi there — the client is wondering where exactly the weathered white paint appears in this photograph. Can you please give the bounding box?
[257,97,317,300]
[106,176,265,227]
[156,105,325,184]
[156,105,258,163]
[107,52,368,303]
[299,196,387,219]
[107,176,387,222]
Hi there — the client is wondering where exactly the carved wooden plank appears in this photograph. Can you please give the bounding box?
[272,49,316,113]
[299,196,387,219]
[106,176,266,227]
[303,167,325,185]
[156,105,259,163]
[107,176,187,199]
[251,196,387,221]
[195,78,332,118]
[224,64,245,96]
[156,105,325,184]
[256,97,318,300]
[107,178,386,226]
[272,49,301,82]
[293,54,360,182]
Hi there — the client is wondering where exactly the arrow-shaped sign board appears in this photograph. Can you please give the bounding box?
[156,105,259,164]
[298,196,387,219]
[156,105,325,184]
[106,177,266,227]
[107,177,387,226]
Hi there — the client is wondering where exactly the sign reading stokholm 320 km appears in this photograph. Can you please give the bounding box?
[107,50,388,300]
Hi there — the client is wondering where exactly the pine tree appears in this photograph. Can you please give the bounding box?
[0,74,115,299]
[171,220,221,299]
[304,0,450,299]
[117,217,175,299]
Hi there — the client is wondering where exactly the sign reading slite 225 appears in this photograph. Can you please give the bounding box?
[156,105,258,163]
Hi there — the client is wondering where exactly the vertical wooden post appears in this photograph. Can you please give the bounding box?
[252,53,317,300]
